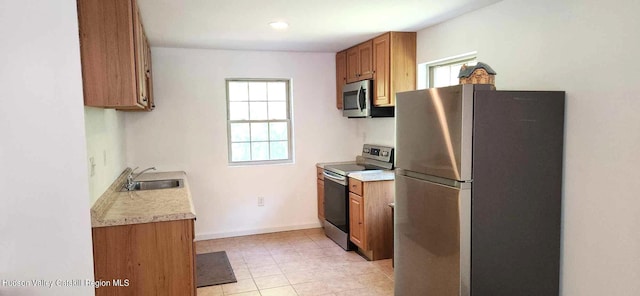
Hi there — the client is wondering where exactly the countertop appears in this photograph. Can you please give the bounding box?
[348,170,396,182]
[315,161,356,169]
[90,169,196,228]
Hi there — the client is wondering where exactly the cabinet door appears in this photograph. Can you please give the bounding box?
[346,47,360,83]
[373,34,391,106]
[133,3,148,108]
[349,193,365,249]
[317,179,325,221]
[335,51,347,109]
[358,40,374,80]
[144,34,155,110]
[77,0,138,108]
[92,219,196,295]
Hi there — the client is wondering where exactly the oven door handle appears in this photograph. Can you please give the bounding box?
[323,171,347,185]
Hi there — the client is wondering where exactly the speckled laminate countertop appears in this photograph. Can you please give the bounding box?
[348,170,395,182]
[90,169,196,228]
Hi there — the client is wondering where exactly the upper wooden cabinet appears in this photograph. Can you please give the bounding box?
[373,32,416,106]
[335,51,347,109]
[346,40,374,83]
[335,32,416,108]
[77,0,154,111]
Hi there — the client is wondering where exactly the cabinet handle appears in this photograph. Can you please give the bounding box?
[142,97,147,102]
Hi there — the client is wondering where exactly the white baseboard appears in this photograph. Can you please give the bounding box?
[194,222,323,241]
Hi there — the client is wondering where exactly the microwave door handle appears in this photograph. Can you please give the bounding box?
[358,86,366,111]
[355,87,362,111]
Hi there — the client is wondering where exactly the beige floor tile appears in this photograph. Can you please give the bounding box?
[248,264,283,277]
[272,253,304,264]
[244,255,277,267]
[221,278,257,295]
[197,228,393,296]
[231,261,249,271]
[197,285,223,296]
[334,288,384,296]
[327,279,366,293]
[232,266,252,280]
[253,274,290,290]
[357,271,393,287]
[283,271,319,285]
[260,285,299,296]
[344,261,376,275]
[292,281,331,296]
[297,248,328,258]
[225,291,261,296]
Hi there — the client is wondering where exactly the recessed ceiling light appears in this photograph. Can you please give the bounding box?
[269,21,289,30]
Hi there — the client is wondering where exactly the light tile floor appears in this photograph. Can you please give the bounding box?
[196,228,394,296]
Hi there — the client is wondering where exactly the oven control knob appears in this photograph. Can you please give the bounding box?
[381,151,389,156]
[363,148,370,153]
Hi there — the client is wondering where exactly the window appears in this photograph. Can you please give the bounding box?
[226,79,292,165]
[418,52,477,89]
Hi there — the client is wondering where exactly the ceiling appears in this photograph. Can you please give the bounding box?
[138,0,501,52]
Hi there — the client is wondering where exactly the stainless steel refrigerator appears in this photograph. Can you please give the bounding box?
[394,84,565,296]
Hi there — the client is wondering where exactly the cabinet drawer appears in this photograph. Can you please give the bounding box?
[349,178,363,195]
[316,167,324,180]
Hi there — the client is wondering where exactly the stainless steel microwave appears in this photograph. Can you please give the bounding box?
[342,80,394,118]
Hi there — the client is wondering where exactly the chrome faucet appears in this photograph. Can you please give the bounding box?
[124,166,156,191]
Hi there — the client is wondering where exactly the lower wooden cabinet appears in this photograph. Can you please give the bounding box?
[349,192,365,248]
[316,166,325,221]
[92,219,196,296]
[348,178,394,261]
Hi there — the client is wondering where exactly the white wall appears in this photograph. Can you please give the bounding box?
[84,108,127,205]
[416,0,640,295]
[125,48,360,239]
[354,118,395,148]
[0,0,95,295]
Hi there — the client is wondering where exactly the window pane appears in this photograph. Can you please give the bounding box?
[228,82,248,101]
[229,102,249,120]
[251,142,269,161]
[268,82,286,101]
[451,64,462,85]
[231,143,251,162]
[269,122,288,140]
[270,141,288,160]
[268,102,287,119]
[434,66,451,87]
[249,102,268,120]
[250,122,268,141]
[230,123,250,142]
[249,82,267,101]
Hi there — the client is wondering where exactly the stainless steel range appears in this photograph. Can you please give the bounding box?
[323,144,394,250]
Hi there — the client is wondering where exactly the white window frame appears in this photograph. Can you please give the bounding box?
[417,51,477,89]
[226,78,293,166]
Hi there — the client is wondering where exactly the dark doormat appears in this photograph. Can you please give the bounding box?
[196,251,237,288]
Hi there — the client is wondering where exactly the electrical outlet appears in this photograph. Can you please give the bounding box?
[89,157,96,177]
[258,197,264,207]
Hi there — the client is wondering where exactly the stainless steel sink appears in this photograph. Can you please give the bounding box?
[120,179,183,192]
